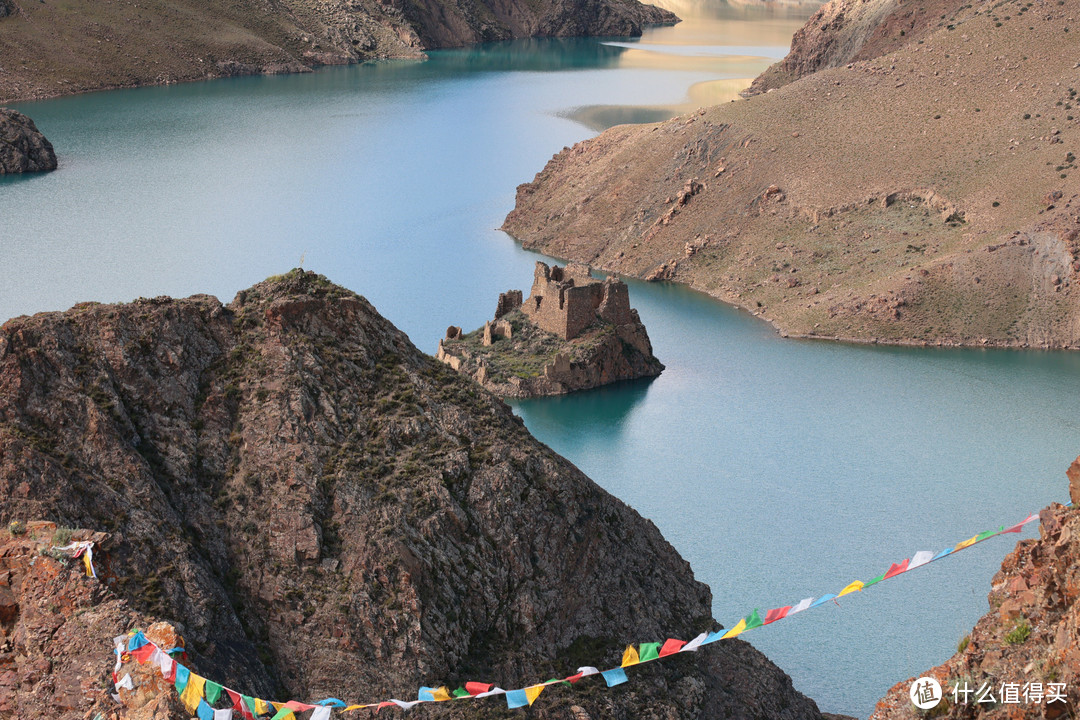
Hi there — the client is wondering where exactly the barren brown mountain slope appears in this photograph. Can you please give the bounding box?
[0,270,822,719]
[504,0,1080,348]
[0,0,675,103]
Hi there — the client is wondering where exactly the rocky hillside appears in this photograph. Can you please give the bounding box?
[0,270,822,719]
[0,0,675,103]
[504,0,1080,348]
[871,457,1080,719]
[0,108,56,174]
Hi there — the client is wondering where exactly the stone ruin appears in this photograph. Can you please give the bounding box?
[520,261,633,340]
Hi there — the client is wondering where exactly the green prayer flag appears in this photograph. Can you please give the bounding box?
[244,696,258,716]
[744,609,764,631]
[205,681,223,705]
[975,529,997,542]
[638,642,661,662]
[270,709,295,720]
[453,688,470,698]
[863,572,886,588]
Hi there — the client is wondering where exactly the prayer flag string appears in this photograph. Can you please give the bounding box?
[111,503,1061,716]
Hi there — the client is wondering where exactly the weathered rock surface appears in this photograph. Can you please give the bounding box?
[437,262,664,397]
[0,109,56,174]
[503,0,1080,349]
[871,456,1080,719]
[0,0,676,103]
[0,270,820,719]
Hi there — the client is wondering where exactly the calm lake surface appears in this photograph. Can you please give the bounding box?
[4,4,1080,716]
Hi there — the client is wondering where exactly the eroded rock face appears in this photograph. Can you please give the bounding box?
[871,456,1080,719]
[0,109,57,174]
[0,270,820,719]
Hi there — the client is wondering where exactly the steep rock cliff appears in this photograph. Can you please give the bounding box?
[0,0,676,103]
[0,109,56,174]
[871,457,1080,719]
[0,270,820,719]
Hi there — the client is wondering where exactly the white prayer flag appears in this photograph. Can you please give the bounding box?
[909,550,935,570]
[576,667,600,676]
[789,598,814,615]
[679,632,709,652]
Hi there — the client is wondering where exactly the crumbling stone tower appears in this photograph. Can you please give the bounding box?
[521,261,634,340]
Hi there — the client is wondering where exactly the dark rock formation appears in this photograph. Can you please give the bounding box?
[871,455,1080,719]
[0,109,56,174]
[0,270,819,719]
[0,0,14,19]
[438,262,664,397]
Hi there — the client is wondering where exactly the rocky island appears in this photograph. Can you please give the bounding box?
[0,108,56,174]
[437,261,664,397]
[0,270,821,719]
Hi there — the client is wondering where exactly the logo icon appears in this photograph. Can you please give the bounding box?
[910,677,942,709]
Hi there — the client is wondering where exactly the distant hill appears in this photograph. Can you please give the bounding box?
[0,0,675,103]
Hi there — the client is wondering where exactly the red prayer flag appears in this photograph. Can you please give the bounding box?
[465,682,494,695]
[658,638,687,657]
[565,673,585,684]
[130,644,156,663]
[284,701,315,711]
[763,606,792,624]
[228,690,255,720]
[884,558,910,579]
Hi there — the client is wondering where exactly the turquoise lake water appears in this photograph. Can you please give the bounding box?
[3,7,1080,716]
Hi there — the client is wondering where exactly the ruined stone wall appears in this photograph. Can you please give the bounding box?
[598,278,632,325]
[522,261,635,339]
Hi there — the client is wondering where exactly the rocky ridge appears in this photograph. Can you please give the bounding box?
[503,0,1080,348]
[436,262,664,397]
[0,270,821,719]
[871,457,1080,719]
[0,0,676,103]
[0,109,56,174]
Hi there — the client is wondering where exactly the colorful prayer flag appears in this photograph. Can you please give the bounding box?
[638,642,661,662]
[837,581,863,598]
[602,668,628,687]
[620,645,639,667]
[721,618,747,639]
[659,638,686,656]
[763,606,791,624]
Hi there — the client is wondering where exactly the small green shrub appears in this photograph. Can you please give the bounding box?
[957,634,970,653]
[53,527,73,546]
[1004,618,1031,645]
[8,520,26,536]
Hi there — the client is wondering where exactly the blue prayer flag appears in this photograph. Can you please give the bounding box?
[196,699,214,720]
[505,689,530,708]
[602,668,629,687]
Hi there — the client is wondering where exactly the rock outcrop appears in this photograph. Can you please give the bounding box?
[503,0,1080,349]
[437,262,664,397]
[871,456,1080,719]
[0,270,819,719]
[0,0,676,103]
[0,109,56,174]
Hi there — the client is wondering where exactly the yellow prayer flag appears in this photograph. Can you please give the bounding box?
[525,685,545,706]
[954,535,978,551]
[343,705,365,711]
[620,645,640,667]
[838,581,864,597]
[179,673,206,713]
[82,553,93,577]
[432,687,452,701]
[254,698,272,716]
[721,618,747,639]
